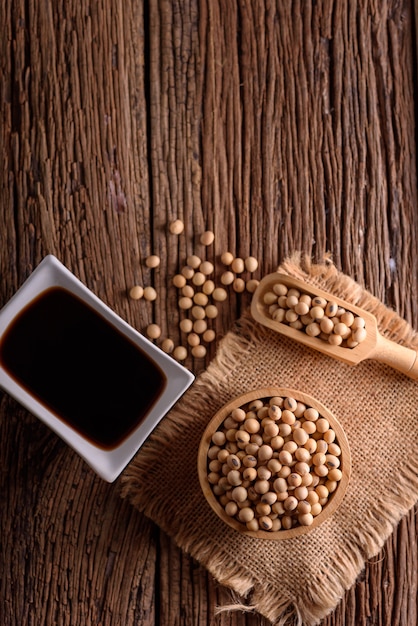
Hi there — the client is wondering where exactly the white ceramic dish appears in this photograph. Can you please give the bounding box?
[0,255,194,482]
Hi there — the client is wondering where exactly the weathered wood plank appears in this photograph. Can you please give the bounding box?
[1,0,417,625]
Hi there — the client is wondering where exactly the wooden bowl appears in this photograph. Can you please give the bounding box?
[198,387,351,539]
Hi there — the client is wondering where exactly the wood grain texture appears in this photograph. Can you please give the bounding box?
[1,0,417,625]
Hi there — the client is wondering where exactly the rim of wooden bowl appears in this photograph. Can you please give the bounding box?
[197,387,351,540]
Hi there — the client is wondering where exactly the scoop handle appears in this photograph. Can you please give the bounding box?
[372,333,418,380]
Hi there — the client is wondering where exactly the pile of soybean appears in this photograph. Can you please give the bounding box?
[263,281,367,348]
[129,222,261,362]
[206,394,343,532]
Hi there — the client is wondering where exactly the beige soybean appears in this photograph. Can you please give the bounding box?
[173,346,188,361]
[295,301,309,316]
[231,408,246,422]
[199,261,214,275]
[200,230,215,246]
[212,287,228,302]
[146,324,161,339]
[301,422,316,435]
[238,507,254,523]
[187,333,200,347]
[244,256,259,272]
[179,296,193,310]
[181,265,195,280]
[192,272,206,286]
[129,285,144,300]
[273,283,288,296]
[221,251,234,266]
[186,255,202,269]
[193,319,208,334]
[191,305,206,320]
[145,255,161,269]
[246,518,260,531]
[205,304,219,318]
[227,470,242,486]
[256,502,271,516]
[161,338,174,354]
[182,285,195,298]
[169,219,184,234]
[293,428,309,445]
[225,501,238,516]
[143,286,157,301]
[202,280,215,295]
[231,486,247,502]
[233,278,246,293]
[173,274,187,288]
[221,271,235,285]
[212,431,226,446]
[353,327,367,343]
[202,329,216,342]
[179,318,193,333]
[259,516,273,530]
[193,292,208,307]
[231,257,245,274]
[208,445,221,460]
[264,291,279,305]
[243,467,257,481]
[258,445,273,462]
[191,345,207,358]
[244,418,260,434]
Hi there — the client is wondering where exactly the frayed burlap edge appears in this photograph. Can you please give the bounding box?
[121,253,418,625]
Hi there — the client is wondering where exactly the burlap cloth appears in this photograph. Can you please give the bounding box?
[121,254,418,625]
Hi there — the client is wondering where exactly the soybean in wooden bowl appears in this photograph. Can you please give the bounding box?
[197,388,351,539]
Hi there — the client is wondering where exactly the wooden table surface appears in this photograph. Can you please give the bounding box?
[1,1,418,624]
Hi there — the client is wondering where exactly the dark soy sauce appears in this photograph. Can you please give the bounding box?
[0,287,166,449]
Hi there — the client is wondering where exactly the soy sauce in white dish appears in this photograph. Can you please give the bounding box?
[0,287,166,449]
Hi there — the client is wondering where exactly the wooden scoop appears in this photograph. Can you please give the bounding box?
[251,273,418,380]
